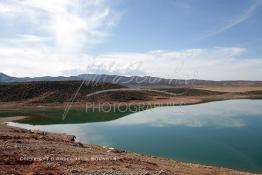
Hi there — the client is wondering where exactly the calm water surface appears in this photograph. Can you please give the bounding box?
[6,100,262,173]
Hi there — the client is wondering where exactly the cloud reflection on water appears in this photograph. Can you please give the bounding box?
[109,100,262,128]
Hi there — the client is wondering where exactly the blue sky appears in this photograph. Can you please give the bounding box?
[93,0,262,54]
[0,0,262,80]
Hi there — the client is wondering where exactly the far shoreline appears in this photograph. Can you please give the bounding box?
[0,91,261,111]
[0,116,28,123]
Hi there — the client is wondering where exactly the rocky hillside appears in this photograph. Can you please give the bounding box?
[0,81,228,104]
[0,81,156,103]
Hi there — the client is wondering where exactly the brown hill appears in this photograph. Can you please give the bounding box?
[0,81,227,104]
[0,81,152,103]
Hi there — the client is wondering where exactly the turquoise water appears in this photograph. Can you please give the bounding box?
[6,100,262,173]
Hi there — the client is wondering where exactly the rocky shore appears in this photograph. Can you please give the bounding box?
[0,124,258,175]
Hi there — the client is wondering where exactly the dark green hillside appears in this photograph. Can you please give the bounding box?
[0,81,227,103]
[0,81,124,103]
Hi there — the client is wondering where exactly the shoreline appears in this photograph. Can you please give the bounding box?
[0,124,258,175]
[0,92,261,111]
[0,116,28,123]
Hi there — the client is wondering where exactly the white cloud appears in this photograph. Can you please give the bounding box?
[17,34,50,43]
[206,0,262,37]
[108,101,253,128]
[88,47,261,81]
[0,0,121,76]
[0,0,119,52]
[1,45,262,80]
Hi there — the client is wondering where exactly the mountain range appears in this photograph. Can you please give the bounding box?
[0,72,261,87]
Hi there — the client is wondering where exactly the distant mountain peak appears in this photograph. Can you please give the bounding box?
[0,72,9,76]
[0,73,15,82]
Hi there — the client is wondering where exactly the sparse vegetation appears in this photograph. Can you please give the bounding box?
[0,81,231,103]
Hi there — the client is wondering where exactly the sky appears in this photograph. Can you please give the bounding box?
[0,0,262,80]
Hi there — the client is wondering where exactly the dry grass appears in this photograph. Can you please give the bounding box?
[194,85,262,92]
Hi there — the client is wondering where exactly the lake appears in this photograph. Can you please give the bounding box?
[4,100,262,173]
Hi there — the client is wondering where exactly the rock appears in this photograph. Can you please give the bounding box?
[106,147,125,153]
[70,136,76,142]
[30,129,40,133]
[159,170,168,175]
[16,140,22,144]
[32,135,38,140]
